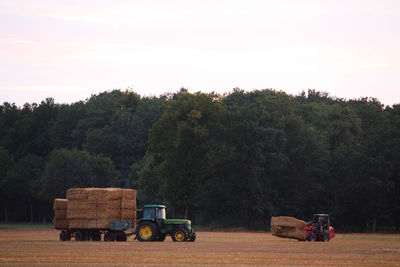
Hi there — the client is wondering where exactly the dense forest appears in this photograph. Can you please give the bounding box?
[1,88,399,232]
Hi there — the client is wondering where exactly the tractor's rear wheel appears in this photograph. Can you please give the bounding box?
[171,228,188,242]
[137,222,158,242]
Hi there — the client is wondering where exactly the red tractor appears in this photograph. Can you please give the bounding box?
[306,214,335,242]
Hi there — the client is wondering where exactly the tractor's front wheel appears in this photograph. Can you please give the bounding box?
[171,228,188,242]
[323,233,330,242]
[309,233,317,242]
[137,222,158,242]
[188,232,196,242]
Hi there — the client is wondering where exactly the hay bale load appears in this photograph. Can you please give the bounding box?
[66,188,137,229]
[270,216,307,241]
[53,188,137,230]
[53,198,68,229]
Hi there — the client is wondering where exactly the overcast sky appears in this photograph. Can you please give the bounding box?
[1,0,399,106]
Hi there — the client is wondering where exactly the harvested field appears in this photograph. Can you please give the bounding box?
[0,229,399,266]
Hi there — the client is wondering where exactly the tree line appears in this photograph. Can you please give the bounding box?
[0,88,399,232]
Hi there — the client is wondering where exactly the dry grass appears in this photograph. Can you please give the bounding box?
[0,229,399,266]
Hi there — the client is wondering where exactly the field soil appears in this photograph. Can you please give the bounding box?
[0,229,399,266]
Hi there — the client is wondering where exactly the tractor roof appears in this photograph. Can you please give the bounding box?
[143,204,166,208]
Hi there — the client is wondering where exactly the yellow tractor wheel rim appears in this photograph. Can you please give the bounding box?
[139,225,152,240]
[174,231,185,241]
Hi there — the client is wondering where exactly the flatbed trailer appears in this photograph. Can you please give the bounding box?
[58,221,135,241]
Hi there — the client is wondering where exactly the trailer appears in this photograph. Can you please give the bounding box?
[58,220,134,241]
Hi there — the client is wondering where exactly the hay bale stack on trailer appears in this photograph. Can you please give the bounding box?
[55,187,137,241]
[66,188,137,229]
[53,198,69,230]
[270,216,307,241]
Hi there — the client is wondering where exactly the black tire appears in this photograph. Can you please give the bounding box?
[65,232,71,241]
[90,231,102,241]
[75,230,85,241]
[116,232,127,242]
[309,233,317,242]
[323,233,330,242]
[104,231,116,242]
[136,221,158,242]
[188,232,196,242]
[171,228,188,242]
[60,231,67,241]
[156,235,166,242]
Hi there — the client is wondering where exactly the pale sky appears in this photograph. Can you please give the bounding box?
[1,0,399,106]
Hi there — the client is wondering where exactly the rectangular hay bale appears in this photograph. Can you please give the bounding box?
[270,216,306,241]
[69,219,88,229]
[121,199,136,209]
[67,188,88,200]
[54,198,67,210]
[54,209,67,219]
[122,189,136,200]
[53,219,69,230]
[121,209,136,220]
[67,208,89,220]
[87,218,119,229]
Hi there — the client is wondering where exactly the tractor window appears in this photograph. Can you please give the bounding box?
[143,208,154,218]
[155,208,166,219]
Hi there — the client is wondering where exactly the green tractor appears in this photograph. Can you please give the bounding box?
[135,205,196,242]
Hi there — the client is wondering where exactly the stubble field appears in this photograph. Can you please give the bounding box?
[0,228,399,266]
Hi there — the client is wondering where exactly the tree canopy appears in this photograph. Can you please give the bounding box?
[0,89,399,232]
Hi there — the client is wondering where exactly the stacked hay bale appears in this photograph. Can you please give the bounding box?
[67,188,137,229]
[53,198,68,229]
[270,216,306,241]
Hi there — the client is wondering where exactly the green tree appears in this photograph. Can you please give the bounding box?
[0,146,14,223]
[5,154,44,222]
[40,149,118,201]
[146,91,230,218]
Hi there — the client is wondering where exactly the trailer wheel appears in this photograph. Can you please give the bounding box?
[104,231,115,242]
[171,228,188,242]
[137,222,158,242]
[60,231,67,241]
[75,230,85,241]
[90,231,102,241]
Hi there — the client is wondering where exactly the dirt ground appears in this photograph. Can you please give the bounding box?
[0,229,399,266]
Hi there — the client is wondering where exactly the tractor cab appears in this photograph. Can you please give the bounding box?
[136,204,196,242]
[142,204,166,219]
[306,213,335,242]
[313,214,330,229]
